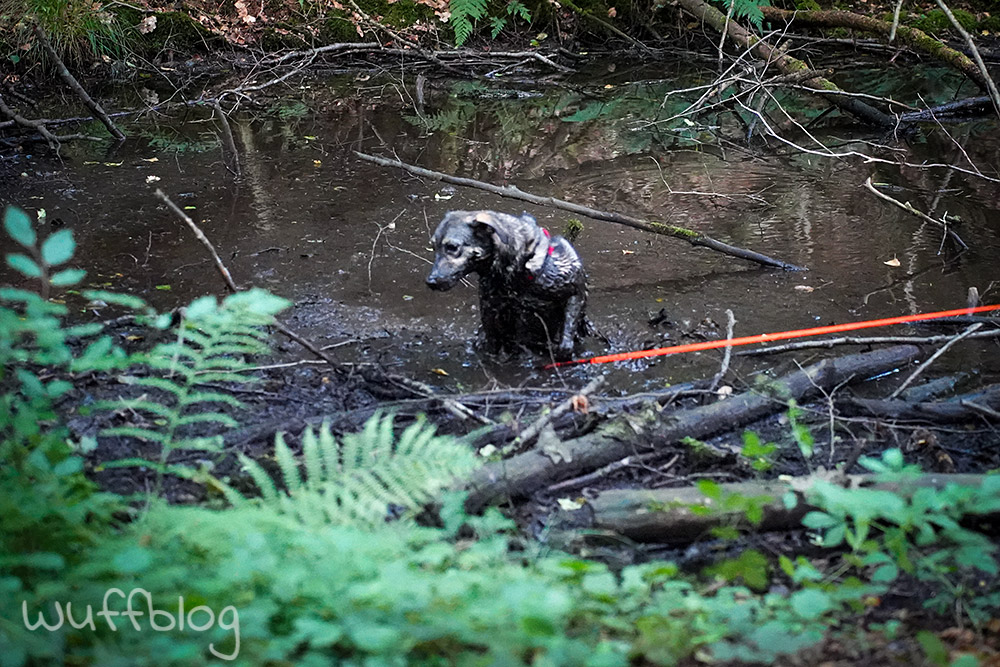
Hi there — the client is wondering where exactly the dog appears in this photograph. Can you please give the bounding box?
[426,210,587,360]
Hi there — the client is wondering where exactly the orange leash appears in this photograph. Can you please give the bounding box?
[545,304,1000,369]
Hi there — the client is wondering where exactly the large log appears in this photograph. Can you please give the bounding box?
[585,473,997,543]
[465,345,921,510]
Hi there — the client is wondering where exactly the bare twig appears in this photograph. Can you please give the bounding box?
[33,24,125,140]
[889,324,982,399]
[863,177,968,250]
[210,100,241,178]
[709,309,736,392]
[355,151,806,271]
[153,189,487,424]
[737,328,1000,356]
[933,0,1000,119]
[511,376,605,452]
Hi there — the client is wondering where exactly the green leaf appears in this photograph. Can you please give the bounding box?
[82,290,149,310]
[49,268,87,286]
[789,589,832,620]
[113,546,153,574]
[40,229,75,266]
[916,630,949,666]
[6,253,42,278]
[801,511,838,529]
[186,295,218,319]
[4,206,36,247]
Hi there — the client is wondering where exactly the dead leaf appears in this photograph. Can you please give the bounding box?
[557,497,585,511]
[430,368,449,376]
[621,249,634,255]
[884,257,901,267]
[794,285,814,293]
[607,6,616,17]
[570,394,589,414]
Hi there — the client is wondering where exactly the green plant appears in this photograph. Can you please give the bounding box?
[229,414,482,527]
[0,0,128,65]
[740,430,778,472]
[449,0,531,46]
[803,449,1000,625]
[98,289,290,488]
[716,0,769,31]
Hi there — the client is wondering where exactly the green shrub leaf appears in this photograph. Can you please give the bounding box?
[40,229,75,266]
[6,253,42,278]
[49,268,87,286]
[3,206,36,247]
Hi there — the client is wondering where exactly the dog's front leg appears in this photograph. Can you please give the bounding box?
[556,293,586,360]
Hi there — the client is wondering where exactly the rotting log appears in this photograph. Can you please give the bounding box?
[465,345,920,511]
[661,0,893,127]
[584,473,997,543]
[355,151,807,271]
[759,7,990,93]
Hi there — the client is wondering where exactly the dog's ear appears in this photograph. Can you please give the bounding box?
[471,211,514,249]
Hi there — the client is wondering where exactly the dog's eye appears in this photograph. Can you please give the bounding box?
[443,242,461,256]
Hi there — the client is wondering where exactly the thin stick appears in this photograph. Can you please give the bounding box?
[934,0,1000,119]
[511,376,605,452]
[210,100,241,178]
[709,309,736,392]
[889,324,982,399]
[737,328,1000,355]
[354,151,806,271]
[153,189,487,424]
[33,24,125,140]
[863,177,968,250]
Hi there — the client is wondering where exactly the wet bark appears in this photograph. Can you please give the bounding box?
[584,473,998,543]
[465,345,921,511]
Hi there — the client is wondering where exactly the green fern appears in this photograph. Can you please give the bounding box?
[449,0,488,46]
[720,0,769,31]
[229,414,481,527]
[100,289,290,484]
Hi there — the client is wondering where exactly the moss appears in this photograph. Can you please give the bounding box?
[978,15,1000,34]
[793,0,821,11]
[910,8,977,35]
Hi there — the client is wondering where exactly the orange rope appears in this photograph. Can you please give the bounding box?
[545,304,1000,369]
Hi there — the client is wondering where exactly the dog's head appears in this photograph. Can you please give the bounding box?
[426,210,548,291]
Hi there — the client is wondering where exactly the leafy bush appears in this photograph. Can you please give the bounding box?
[804,448,1000,625]
[449,0,531,46]
[0,0,128,65]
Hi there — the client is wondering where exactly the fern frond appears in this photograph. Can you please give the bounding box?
[450,0,488,46]
[102,426,170,443]
[184,391,244,409]
[172,435,224,451]
[232,414,481,528]
[238,453,280,503]
[302,425,323,486]
[274,433,303,494]
[175,413,239,429]
[121,375,186,397]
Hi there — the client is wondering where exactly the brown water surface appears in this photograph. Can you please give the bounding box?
[3,65,999,393]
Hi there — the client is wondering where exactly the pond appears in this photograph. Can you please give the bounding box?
[3,59,999,394]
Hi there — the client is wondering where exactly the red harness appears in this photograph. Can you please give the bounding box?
[526,228,554,281]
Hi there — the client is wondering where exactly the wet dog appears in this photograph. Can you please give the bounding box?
[426,210,587,360]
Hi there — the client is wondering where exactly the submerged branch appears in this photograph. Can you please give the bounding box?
[355,151,806,271]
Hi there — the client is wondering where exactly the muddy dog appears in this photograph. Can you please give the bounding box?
[426,210,587,360]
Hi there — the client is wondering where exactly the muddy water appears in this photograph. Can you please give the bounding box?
[3,65,999,394]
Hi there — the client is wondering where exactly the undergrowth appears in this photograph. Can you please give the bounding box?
[1,203,997,665]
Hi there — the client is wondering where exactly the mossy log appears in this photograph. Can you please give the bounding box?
[664,0,893,127]
[465,345,920,511]
[759,7,989,92]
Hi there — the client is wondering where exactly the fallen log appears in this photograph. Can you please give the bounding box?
[354,151,807,271]
[465,345,920,511]
[662,0,893,127]
[759,7,990,93]
[840,384,1000,422]
[584,473,998,543]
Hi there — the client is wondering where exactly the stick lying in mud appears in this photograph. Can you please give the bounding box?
[153,189,487,424]
[354,151,806,271]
